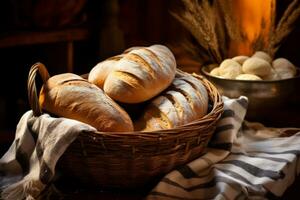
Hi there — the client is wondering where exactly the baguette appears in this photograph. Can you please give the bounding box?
[134,72,209,131]
[39,73,134,132]
[89,44,177,103]
[88,55,123,89]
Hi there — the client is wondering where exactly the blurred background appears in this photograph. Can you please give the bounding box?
[0,0,299,154]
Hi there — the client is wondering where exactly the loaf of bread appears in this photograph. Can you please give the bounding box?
[134,72,209,131]
[88,44,177,103]
[88,55,123,89]
[39,73,134,132]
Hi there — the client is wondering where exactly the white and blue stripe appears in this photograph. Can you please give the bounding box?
[147,96,300,200]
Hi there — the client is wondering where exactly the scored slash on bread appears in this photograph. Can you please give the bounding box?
[134,71,209,131]
[39,73,134,132]
[89,44,177,103]
[88,55,123,89]
[37,44,212,133]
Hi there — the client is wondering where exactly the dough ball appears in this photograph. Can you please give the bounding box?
[232,55,249,65]
[252,51,272,63]
[218,59,242,79]
[261,68,280,81]
[242,57,272,76]
[236,74,262,80]
[210,67,221,77]
[272,58,297,79]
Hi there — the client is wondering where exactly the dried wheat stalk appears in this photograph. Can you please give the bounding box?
[181,37,211,64]
[215,0,243,43]
[171,0,222,64]
[265,0,277,58]
[174,0,300,64]
[269,0,300,58]
[214,0,245,58]
[172,0,243,64]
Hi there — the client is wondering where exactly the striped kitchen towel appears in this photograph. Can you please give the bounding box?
[147,96,300,200]
[1,96,300,200]
[0,112,96,200]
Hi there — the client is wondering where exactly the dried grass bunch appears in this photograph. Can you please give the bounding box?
[269,0,300,58]
[173,0,300,64]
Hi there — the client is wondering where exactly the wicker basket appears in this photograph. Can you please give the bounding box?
[27,62,224,189]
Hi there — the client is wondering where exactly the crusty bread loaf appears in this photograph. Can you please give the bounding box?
[134,72,209,131]
[39,73,134,132]
[123,46,144,54]
[88,55,123,89]
[89,44,176,103]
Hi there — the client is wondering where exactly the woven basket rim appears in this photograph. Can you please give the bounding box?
[29,62,224,188]
[27,62,224,139]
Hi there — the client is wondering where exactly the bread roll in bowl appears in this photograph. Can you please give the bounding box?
[242,57,272,76]
[232,55,249,65]
[210,67,221,77]
[252,51,272,63]
[218,59,242,79]
[262,68,280,80]
[273,58,297,79]
[235,74,262,80]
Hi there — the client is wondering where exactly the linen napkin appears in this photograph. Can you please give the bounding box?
[147,96,300,200]
[0,112,96,200]
[1,96,300,200]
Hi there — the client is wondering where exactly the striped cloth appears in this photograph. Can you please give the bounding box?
[147,96,300,200]
[0,112,96,200]
[1,96,300,200]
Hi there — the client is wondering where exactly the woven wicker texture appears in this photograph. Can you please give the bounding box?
[27,62,224,188]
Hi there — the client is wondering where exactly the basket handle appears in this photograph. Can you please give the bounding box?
[27,62,50,117]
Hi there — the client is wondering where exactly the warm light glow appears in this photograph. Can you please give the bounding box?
[229,0,275,57]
